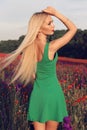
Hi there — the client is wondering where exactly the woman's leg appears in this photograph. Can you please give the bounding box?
[46,120,59,130]
[33,121,45,130]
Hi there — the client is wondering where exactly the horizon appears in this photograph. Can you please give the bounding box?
[0,28,86,41]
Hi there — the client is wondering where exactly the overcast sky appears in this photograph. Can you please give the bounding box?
[0,0,87,40]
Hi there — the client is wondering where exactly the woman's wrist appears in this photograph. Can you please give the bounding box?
[54,11,68,22]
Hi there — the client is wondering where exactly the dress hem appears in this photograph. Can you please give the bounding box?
[27,116,68,123]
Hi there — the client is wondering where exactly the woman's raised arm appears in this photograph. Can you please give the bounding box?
[43,6,77,52]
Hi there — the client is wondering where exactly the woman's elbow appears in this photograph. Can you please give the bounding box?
[72,25,78,34]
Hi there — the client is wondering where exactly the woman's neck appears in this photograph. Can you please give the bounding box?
[36,32,47,45]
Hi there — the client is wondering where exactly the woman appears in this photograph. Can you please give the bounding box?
[0,6,77,130]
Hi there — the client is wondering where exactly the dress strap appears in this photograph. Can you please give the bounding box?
[37,42,49,63]
[43,42,50,61]
[43,42,58,62]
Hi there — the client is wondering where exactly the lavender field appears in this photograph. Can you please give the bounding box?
[0,55,87,130]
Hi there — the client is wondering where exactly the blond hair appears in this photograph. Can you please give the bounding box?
[0,12,48,86]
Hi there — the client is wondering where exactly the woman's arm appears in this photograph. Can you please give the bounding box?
[43,6,77,53]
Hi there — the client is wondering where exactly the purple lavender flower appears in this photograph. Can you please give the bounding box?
[63,116,73,130]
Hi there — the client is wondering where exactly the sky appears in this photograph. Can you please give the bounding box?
[0,0,87,40]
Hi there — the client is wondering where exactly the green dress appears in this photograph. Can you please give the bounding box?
[27,42,68,123]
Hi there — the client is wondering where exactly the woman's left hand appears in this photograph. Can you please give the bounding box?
[42,6,57,16]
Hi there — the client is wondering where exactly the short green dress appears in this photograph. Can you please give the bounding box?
[27,42,68,123]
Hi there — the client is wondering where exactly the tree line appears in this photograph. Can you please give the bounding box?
[0,29,87,59]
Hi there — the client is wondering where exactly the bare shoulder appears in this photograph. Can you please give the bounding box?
[48,41,57,60]
[49,40,58,54]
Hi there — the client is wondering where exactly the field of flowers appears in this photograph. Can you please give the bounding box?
[0,54,87,130]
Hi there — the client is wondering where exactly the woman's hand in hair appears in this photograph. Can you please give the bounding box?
[42,6,57,16]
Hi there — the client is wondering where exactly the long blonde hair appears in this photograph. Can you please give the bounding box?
[0,12,48,86]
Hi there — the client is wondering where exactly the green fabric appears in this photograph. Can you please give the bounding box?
[27,42,68,123]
